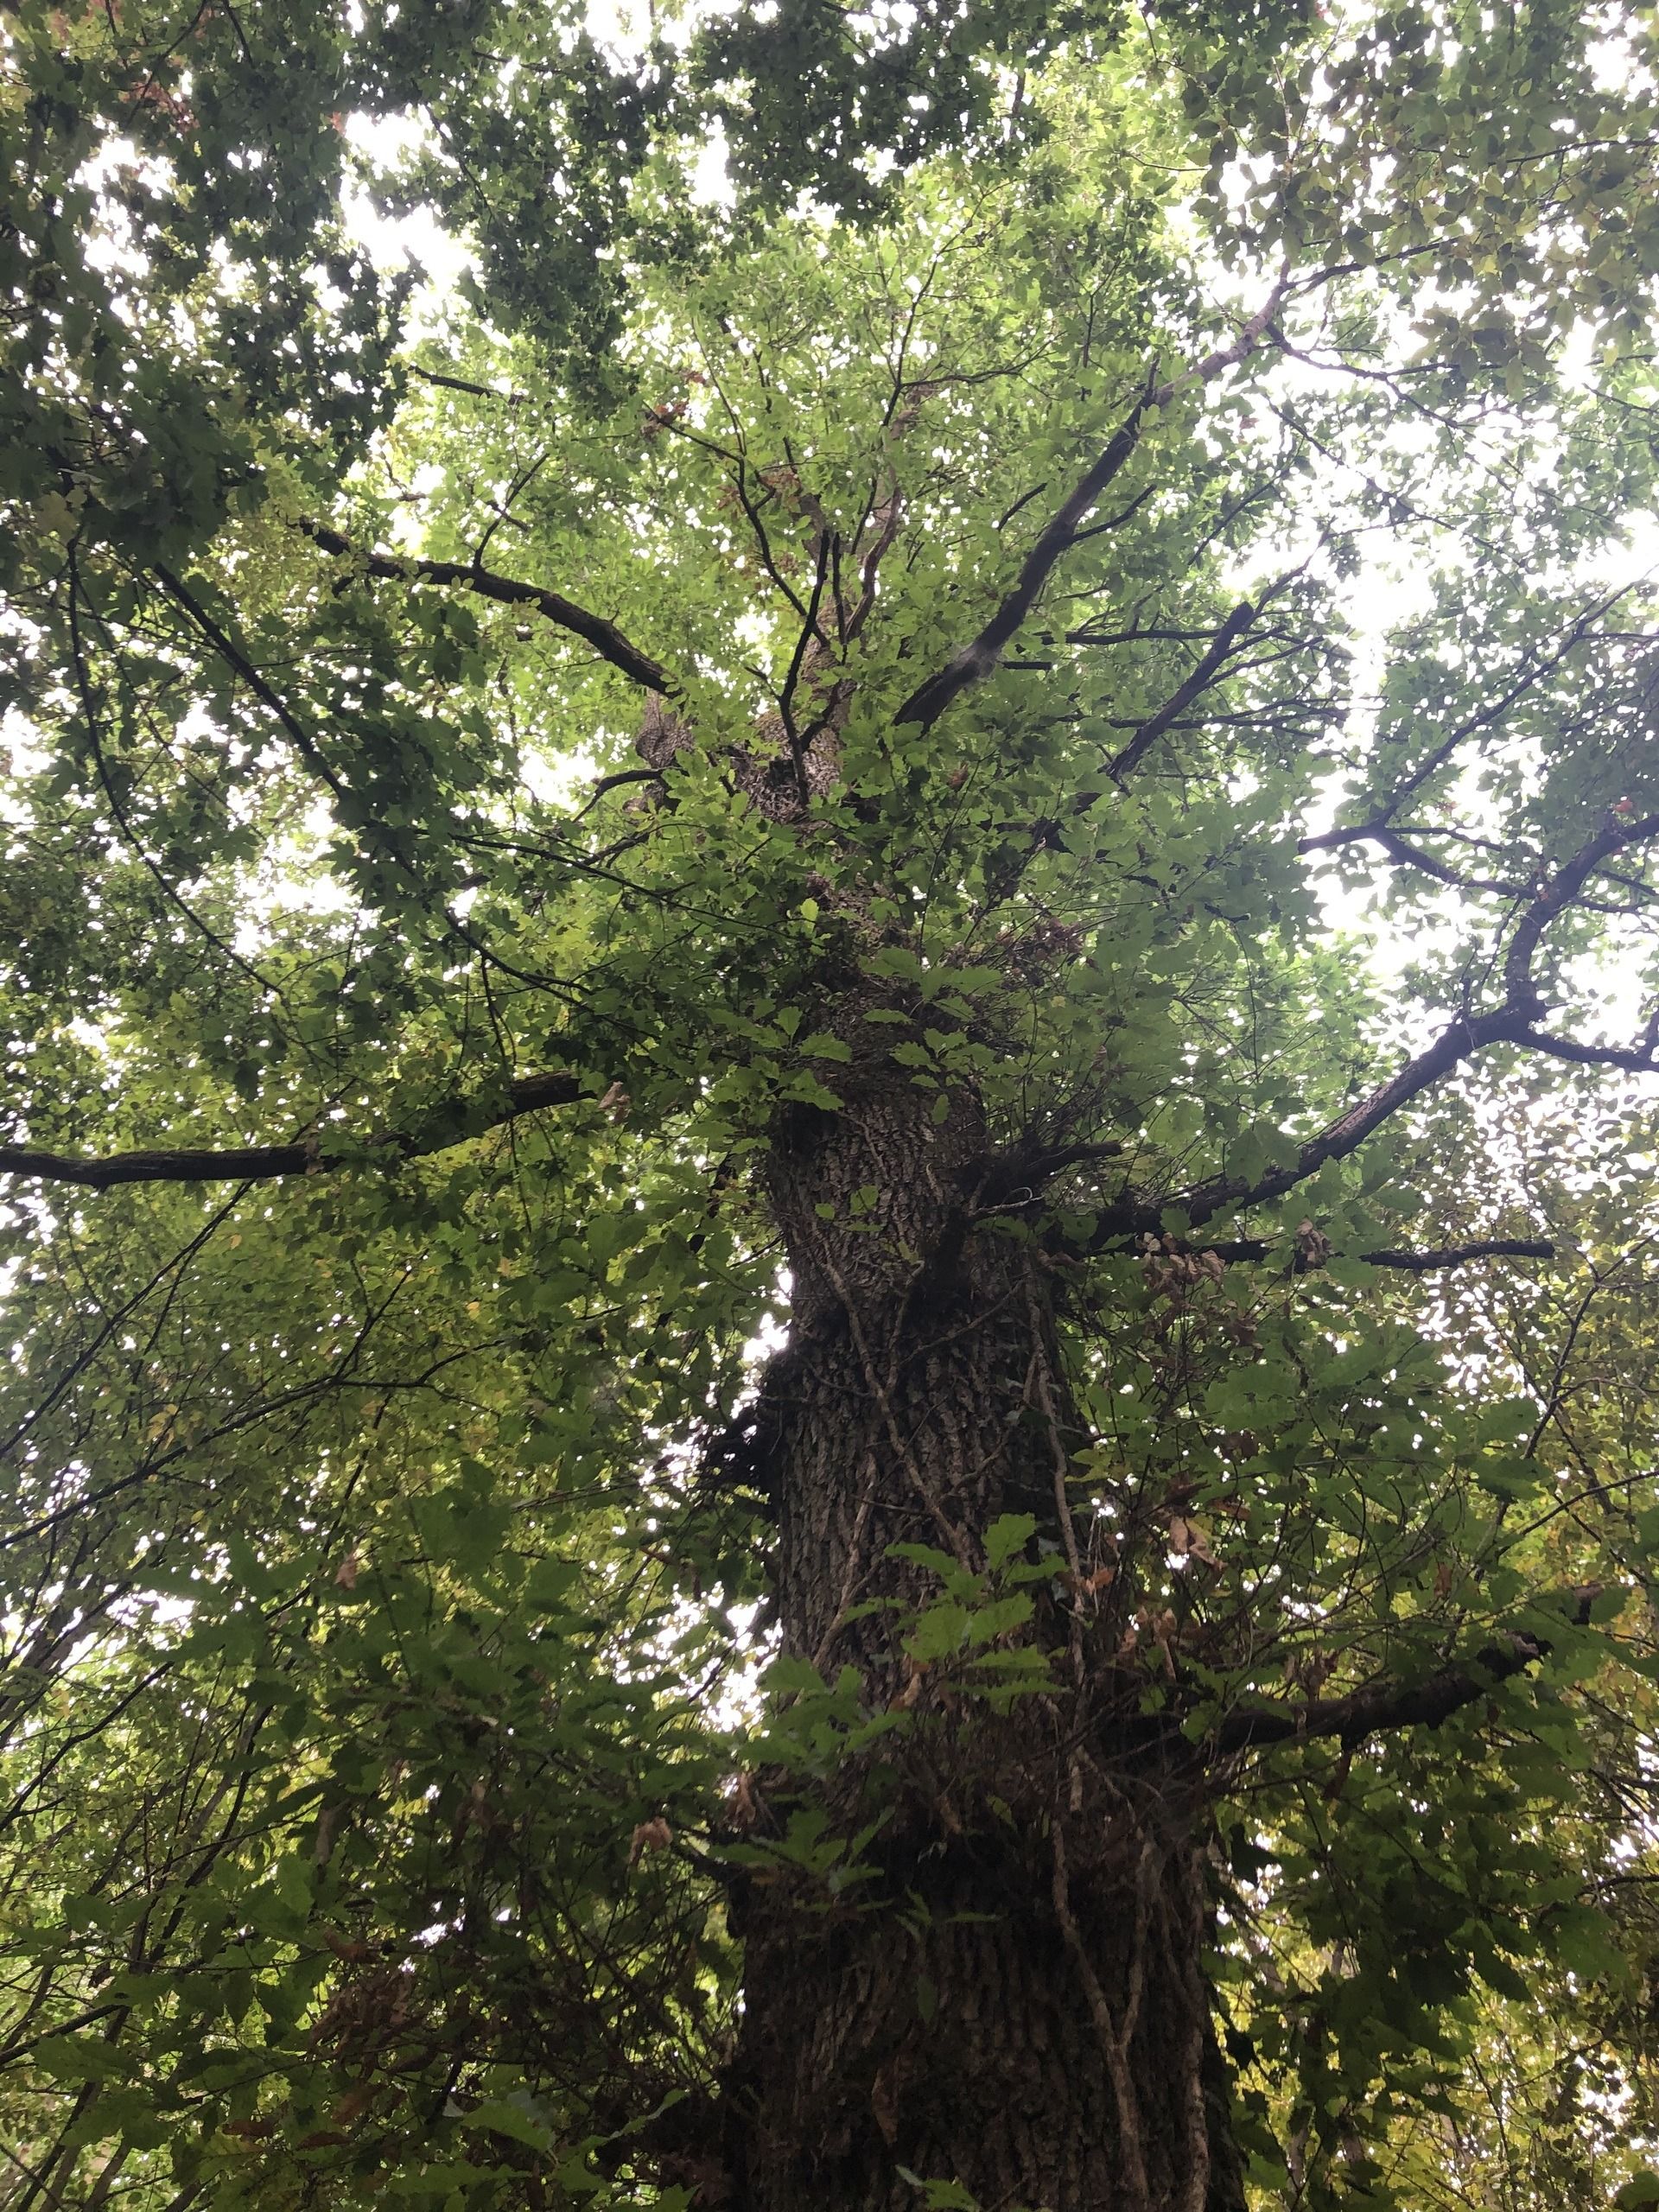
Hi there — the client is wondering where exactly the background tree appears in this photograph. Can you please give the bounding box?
[3,3,1659,2209]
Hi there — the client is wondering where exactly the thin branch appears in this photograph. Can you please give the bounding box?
[1065,482,1160,548]
[1514,1025,1659,1072]
[566,767,665,822]
[1302,821,1516,896]
[65,551,284,1001]
[1300,591,1637,851]
[0,1070,584,1192]
[995,480,1050,531]
[150,562,349,804]
[713,467,817,629]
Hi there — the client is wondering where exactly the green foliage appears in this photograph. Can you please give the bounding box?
[3,2,1659,2207]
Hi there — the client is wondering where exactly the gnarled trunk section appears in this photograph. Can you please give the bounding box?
[724,1061,1243,2212]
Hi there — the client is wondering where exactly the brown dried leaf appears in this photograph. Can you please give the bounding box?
[321,1925,374,1965]
[729,1771,760,1832]
[628,1815,673,1868]
[1183,1520,1221,1569]
[1295,1218,1333,1267]
[1064,1564,1116,1598]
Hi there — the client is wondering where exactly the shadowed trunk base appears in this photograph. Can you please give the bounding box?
[720,1075,1246,2212]
[731,1822,1243,2212]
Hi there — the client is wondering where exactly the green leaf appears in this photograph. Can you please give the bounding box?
[460,2099,555,2151]
[35,2037,127,2085]
[984,1514,1036,1570]
[906,1602,975,1661]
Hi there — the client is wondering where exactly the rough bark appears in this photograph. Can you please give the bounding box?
[724,1049,1244,2212]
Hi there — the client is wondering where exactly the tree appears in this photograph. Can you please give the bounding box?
[3,2,1659,2207]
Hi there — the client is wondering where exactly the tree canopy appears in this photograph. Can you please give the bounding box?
[4,3,1659,2209]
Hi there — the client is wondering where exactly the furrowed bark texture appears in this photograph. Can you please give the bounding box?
[726,1052,1243,2212]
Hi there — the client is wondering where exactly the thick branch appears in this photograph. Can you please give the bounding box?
[0,1070,584,1192]
[1503,804,1659,1000]
[300,523,670,693]
[1216,1589,1599,1754]
[1202,1236,1555,1271]
[410,365,531,406]
[894,280,1287,729]
[893,404,1148,728]
[1154,1003,1535,1236]
[1103,598,1260,784]
[1351,1237,1554,1270]
[1088,1003,1652,1252]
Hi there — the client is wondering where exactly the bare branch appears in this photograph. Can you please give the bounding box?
[0,1070,584,1192]
[1215,1588,1600,1754]
[1200,1236,1556,1271]
[1103,598,1260,785]
[299,523,670,693]
[409,365,531,406]
[894,278,1289,729]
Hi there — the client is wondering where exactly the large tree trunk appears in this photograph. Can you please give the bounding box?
[723,1056,1244,2212]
